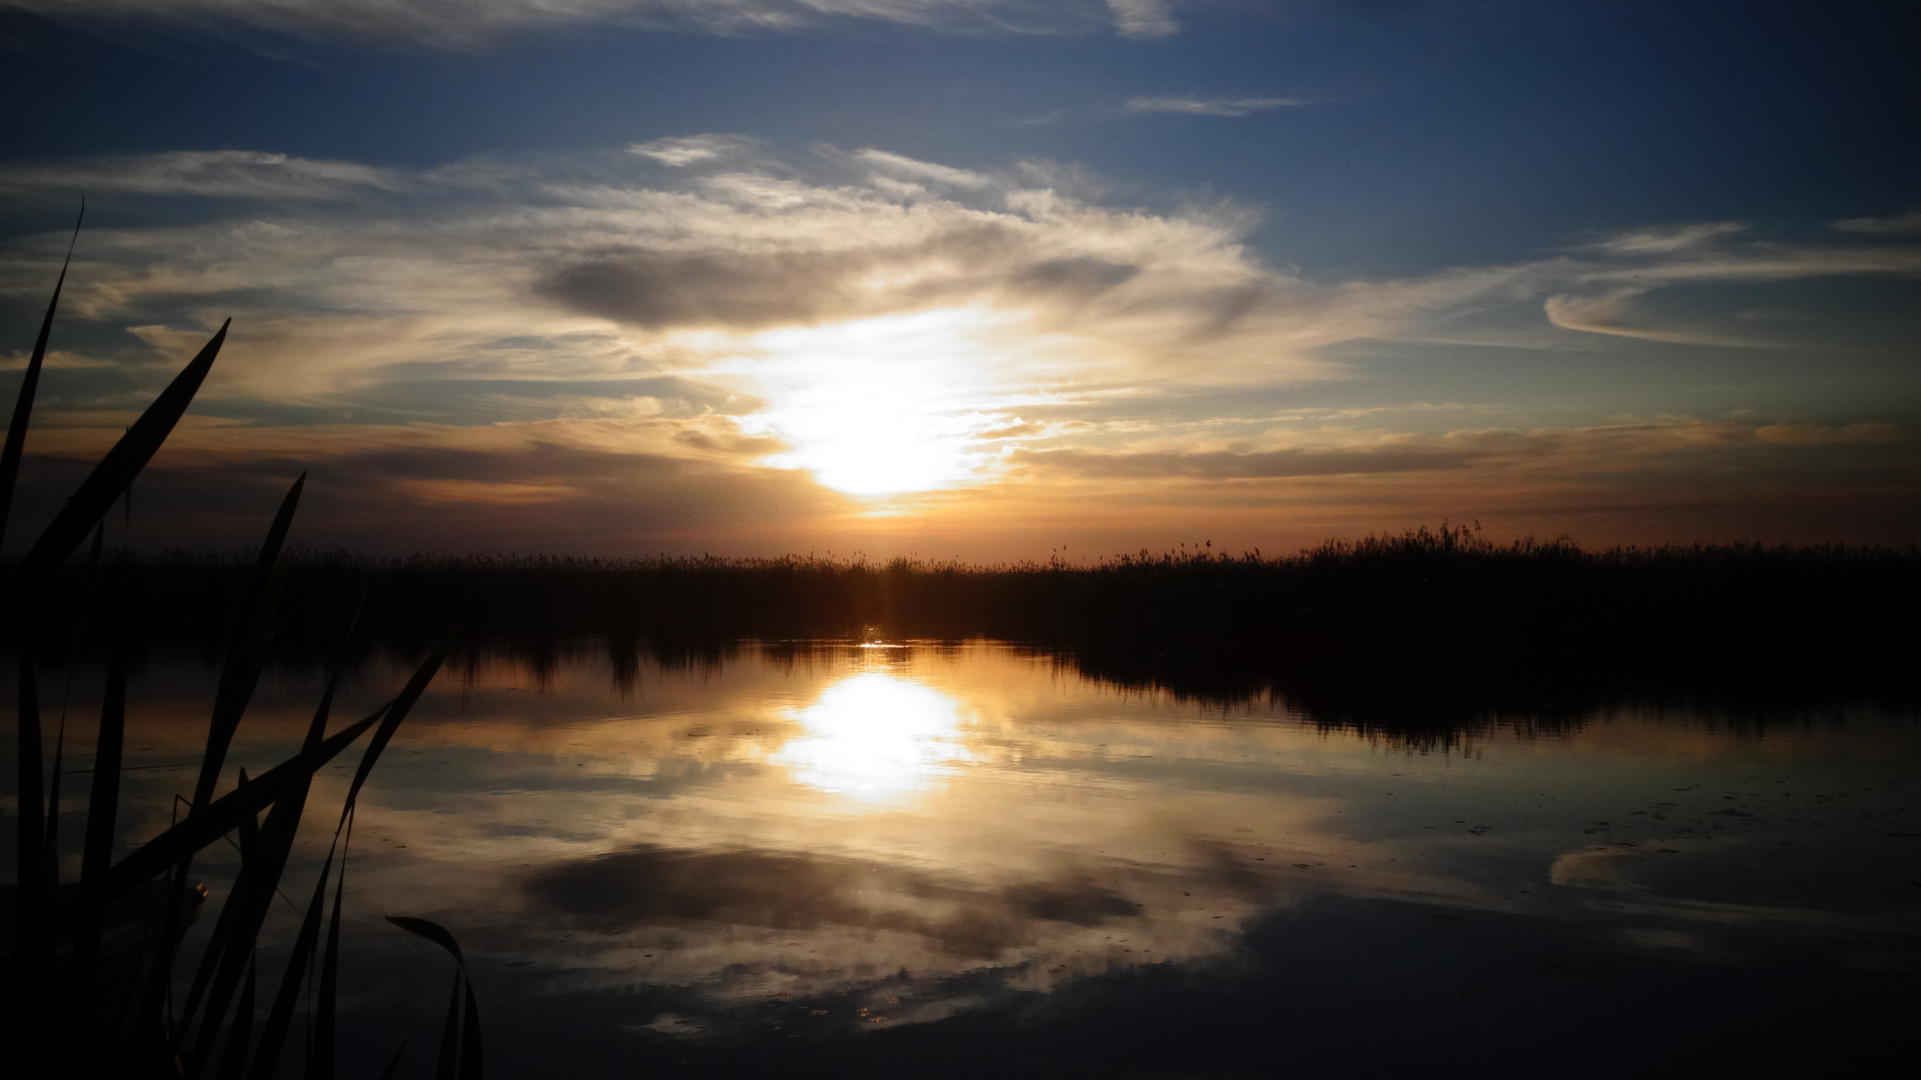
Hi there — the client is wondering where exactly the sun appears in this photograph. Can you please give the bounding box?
[746,310,1010,496]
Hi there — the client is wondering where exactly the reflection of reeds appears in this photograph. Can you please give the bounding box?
[2,224,468,1077]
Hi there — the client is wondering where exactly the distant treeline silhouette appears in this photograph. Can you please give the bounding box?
[16,525,1919,717]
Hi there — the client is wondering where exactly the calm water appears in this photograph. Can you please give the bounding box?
[7,641,1920,1076]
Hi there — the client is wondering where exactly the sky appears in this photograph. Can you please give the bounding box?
[1,0,1917,560]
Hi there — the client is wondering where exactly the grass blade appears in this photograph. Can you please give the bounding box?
[44,716,63,891]
[339,639,450,830]
[43,523,104,875]
[241,849,331,1080]
[80,642,126,887]
[180,773,260,1037]
[194,474,305,812]
[459,978,482,1080]
[434,972,461,1080]
[62,638,127,1068]
[191,706,328,1073]
[0,201,82,552]
[48,707,385,935]
[384,917,465,966]
[10,656,50,1076]
[235,769,261,866]
[375,1039,407,1080]
[386,917,475,1080]
[2,318,229,620]
[15,654,45,944]
[239,596,358,1080]
[308,810,351,1080]
[211,958,256,1080]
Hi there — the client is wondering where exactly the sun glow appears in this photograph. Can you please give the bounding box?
[771,672,973,799]
[746,310,1015,496]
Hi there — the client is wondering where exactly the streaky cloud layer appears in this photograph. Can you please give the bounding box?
[1,142,1917,555]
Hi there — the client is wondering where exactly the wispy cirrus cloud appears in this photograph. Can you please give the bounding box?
[0,150,404,201]
[1125,95,1306,117]
[0,0,1161,46]
[1831,209,1921,235]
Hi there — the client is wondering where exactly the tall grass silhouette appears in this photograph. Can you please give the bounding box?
[1,216,475,1078]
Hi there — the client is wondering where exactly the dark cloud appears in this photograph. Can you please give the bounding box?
[536,232,1144,332]
[1016,258,1141,295]
[540,250,882,331]
[1006,878,1146,925]
[4,433,848,556]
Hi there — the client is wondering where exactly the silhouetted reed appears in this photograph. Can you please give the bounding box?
[2,217,474,1078]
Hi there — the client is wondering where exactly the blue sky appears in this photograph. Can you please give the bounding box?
[2,1,1917,557]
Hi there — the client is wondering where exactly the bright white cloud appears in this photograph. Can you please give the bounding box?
[1103,0,1175,38]
[628,135,760,168]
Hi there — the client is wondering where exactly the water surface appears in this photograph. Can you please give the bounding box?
[8,641,1918,1076]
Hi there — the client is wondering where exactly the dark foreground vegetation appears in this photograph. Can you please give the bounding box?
[4,216,473,1078]
[21,527,1920,720]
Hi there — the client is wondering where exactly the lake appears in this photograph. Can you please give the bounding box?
[9,640,1919,1076]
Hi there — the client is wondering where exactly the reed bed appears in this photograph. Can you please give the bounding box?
[21,531,1916,717]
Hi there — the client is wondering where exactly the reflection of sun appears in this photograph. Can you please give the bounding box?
[772,673,973,799]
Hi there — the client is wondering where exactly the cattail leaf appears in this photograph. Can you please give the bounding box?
[3,319,229,620]
[0,201,82,552]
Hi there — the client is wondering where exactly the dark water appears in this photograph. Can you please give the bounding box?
[6,642,1919,1076]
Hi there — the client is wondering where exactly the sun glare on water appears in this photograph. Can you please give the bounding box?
[772,672,974,799]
